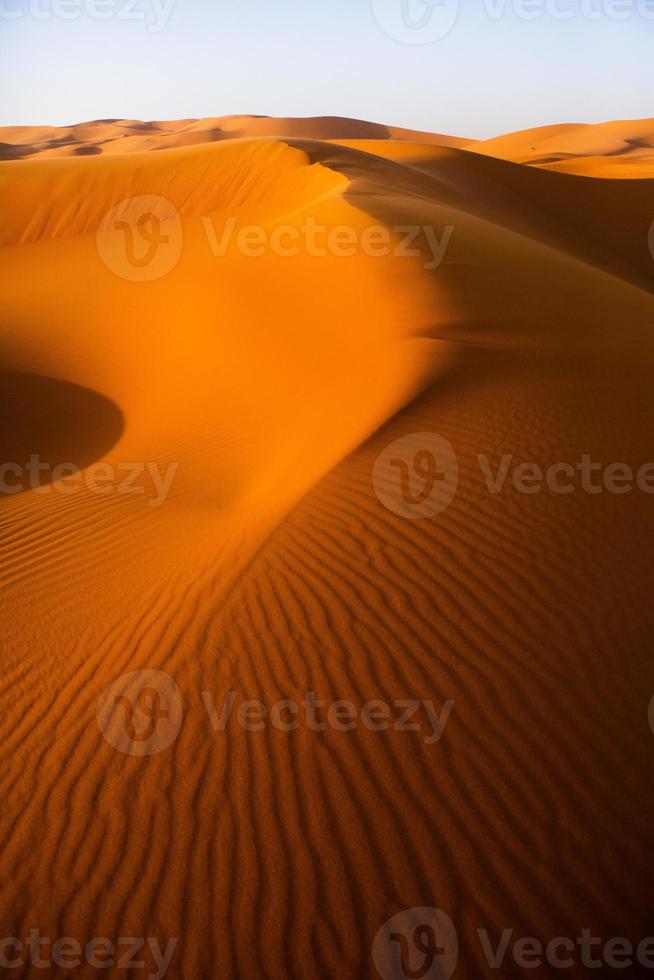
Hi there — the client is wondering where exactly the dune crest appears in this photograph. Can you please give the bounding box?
[468,117,654,176]
[0,114,470,161]
[1,116,653,978]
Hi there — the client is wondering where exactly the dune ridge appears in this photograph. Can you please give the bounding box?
[468,117,654,177]
[1,117,653,978]
[0,114,470,161]
[4,113,654,177]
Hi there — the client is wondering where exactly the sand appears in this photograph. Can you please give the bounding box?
[0,115,470,161]
[468,117,654,177]
[0,115,653,979]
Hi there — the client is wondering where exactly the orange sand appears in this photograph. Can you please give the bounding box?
[467,117,654,177]
[1,115,653,979]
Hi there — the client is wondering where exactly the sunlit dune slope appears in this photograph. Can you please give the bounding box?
[1,125,653,979]
[0,139,345,246]
[5,113,654,177]
[0,136,442,598]
[0,114,469,160]
[468,117,654,176]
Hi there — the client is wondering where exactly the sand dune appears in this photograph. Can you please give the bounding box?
[1,117,653,978]
[6,113,654,177]
[0,114,469,161]
[469,117,654,176]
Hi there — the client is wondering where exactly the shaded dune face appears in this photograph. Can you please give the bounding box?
[0,371,124,495]
[292,137,654,289]
[204,348,654,979]
[0,123,653,979]
[0,141,36,160]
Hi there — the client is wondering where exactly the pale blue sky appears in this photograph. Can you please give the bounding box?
[1,0,652,137]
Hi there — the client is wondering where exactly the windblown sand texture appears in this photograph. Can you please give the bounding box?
[1,114,653,979]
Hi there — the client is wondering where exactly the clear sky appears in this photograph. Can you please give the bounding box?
[1,0,653,138]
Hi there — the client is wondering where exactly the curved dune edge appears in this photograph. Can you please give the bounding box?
[0,122,653,978]
[0,370,124,494]
[0,139,347,247]
[0,135,446,599]
[4,113,654,177]
[535,156,654,179]
[466,117,654,176]
[0,114,471,161]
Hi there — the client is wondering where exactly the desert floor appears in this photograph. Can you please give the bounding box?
[1,115,653,978]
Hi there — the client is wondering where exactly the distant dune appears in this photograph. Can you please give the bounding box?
[4,113,654,176]
[0,114,470,160]
[1,115,653,978]
[467,117,654,177]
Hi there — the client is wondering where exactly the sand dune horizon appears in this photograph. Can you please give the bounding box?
[1,112,653,978]
[4,112,654,176]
